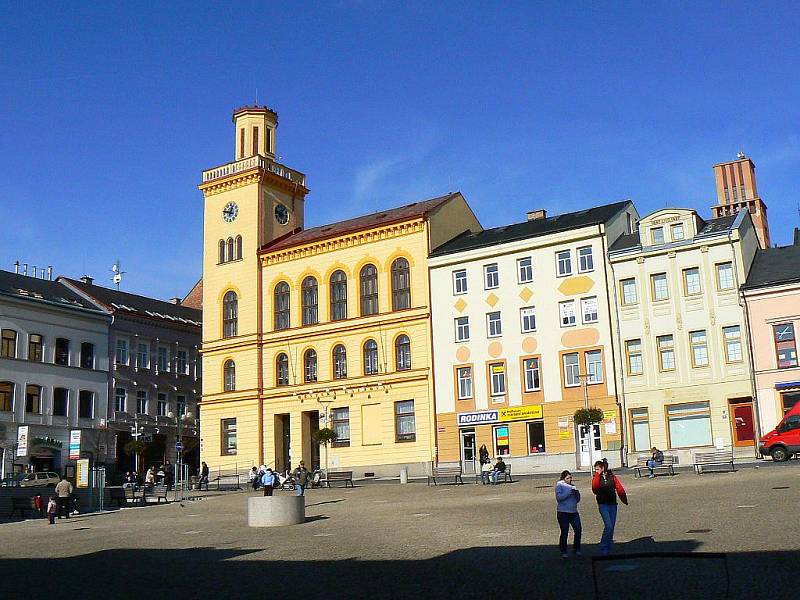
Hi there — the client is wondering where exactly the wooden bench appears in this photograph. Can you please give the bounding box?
[320,471,354,488]
[428,465,464,486]
[9,496,40,519]
[633,454,677,478]
[693,450,735,474]
[143,485,169,503]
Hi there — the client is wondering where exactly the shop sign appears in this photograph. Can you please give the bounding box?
[559,430,572,439]
[69,430,81,460]
[16,426,29,457]
[76,459,90,488]
[458,410,499,426]
[603,410,617,421]
[457,405,544,427]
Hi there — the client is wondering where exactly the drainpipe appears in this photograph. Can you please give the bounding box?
[426,223,440,468]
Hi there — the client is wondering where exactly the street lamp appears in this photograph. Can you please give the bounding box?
[167,410,193,488]
[317,398,333,474]
[575,371,598,469]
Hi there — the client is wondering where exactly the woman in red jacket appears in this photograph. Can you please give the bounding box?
[591,459,628,555]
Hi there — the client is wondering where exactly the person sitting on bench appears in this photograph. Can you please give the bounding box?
[480,460,493,485]
[647,447,664,478]
[491,457,507,485]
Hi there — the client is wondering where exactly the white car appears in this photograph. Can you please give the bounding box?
[16,472,61,488]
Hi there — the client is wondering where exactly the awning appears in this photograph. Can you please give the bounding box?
[775,381,800,390]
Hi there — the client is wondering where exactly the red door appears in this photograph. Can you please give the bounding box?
[732,403,755,446]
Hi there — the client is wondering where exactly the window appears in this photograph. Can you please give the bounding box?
[223,291,238,337]
[391,258,411,310]
[218,239,226,264]
[115,339,129,365]
[517,257,533,283]
[25,384,41,414]
[453,269,468,294]
[135,342,148,369]
[77,391,93,419]
[55,338,70,366]
[274,282,290,330]
[221,418,237,455]
[252,125,259,155]
[331,407,350,447]
[484,263,499,289]
[0,381,11,412]
[657,335,676,371]
[556,250,572,277]
[235,235,243,260]
[363,340,379,375]
[276,353,289,386]
[667,402,712,448]
[528,421,546,454]
[136,391,148,414]
[651,227,665,245]
[581,297,598,324]
[625,339,643,375]
[224,360,236,391]
[630,408,650,451]
[227,237,234,262]
[563,353,580,387]
[304,349,317,382]
[80,342,94,369]
[457,366,473,399]
[621,279,638,305]
[177,395,187,417]
[360,264,379,316]
[176,350,188,375]
[489,363,506,397]
[157,347,169,372]
[395,335,411,371]
[486,312,502,337]
[651,273,669,301]
[716,262,734,290]
[689,330,709,367]
[330,271,347,321]
[455,317,470,342]
[493,424,510,456]
[333,345,347,379]
[723,326,743,363]
[301,277,318,325]
[114,388,126,413]
[157,393,168,416]
[523,357,541,392]
[394,400,416,442]
[1,329,17,358]
[520,307,536,333]
[683,267,701,296]
[783,393,800,415]
[586,350,603,383]
[578,246,594,272]
[670,223,685,241]
[53,388,68,417]
[559,300,576,327]
[28,334,43,362]
[773,324,798,369]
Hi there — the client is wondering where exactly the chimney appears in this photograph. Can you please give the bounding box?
[47,266,53,281]
[794,227,800,246]
[170,297,182,305]
[14,261,19,274]
[80,275,94,285]
[32,266,37,278]
[23,263,28,276]
[527,209,547,221]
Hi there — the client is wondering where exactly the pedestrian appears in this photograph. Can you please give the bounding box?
[145,466,156,488]
[647,447,664,478]
[479,444,489,466]
[55,475,73,519]
[555,470,582,558]
[591,459,628,555]
[261,468,277,497]
[480,459,493,485]
[47,496,58,525]
[249,466,259,491]
[293,461,310,497]
[199,462,209,490]
[490,456,507,485]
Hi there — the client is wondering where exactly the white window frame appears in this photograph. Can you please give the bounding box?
[157,346,169,373]
[114,388,127,413]
[115,338,129,365]
[136,391,148,415]
[581,296,599,324]
[517,257,533,283]
[621,278,638,305]
[651,273,669,301]
[486,311,502,338]
[523,357,541,392]
[689,330,709,367]
[556,250,572,277]
[457,366,473,400]
[716,262,734,290]
[136,342,149,369]
[484,264,499,290]
[563,353,580,387]
[683,267,702,296]
[578,246,594,273]
[559,300,576,327]
[453,269,468,295]
[157,393,169,417]
[520,306,536,333]
[723,325,743,363]
[651,227,665,245]
[585,350,603,384]
[177,350,189,375]
[658,335,676,372]
[671,223,685,241]
[455,317,470,342]
[489,363,506,397]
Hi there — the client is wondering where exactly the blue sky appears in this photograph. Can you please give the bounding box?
[2,2,799,300]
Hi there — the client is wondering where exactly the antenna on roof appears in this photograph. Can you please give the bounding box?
[111,259,125,290]
[255,87,258,105]
[737,151,746,159]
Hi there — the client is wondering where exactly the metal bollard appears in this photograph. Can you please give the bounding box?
[399,467,408,484]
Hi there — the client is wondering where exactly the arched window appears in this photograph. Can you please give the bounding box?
[276,353,289,386]
[224,360,235,391]
[301,276,318,325]
[226,237,235,262]
[363,339,379,375]
[330,270,348,321]
[222,291,238,338]
[333,344,347,379]
[391,258,411,310]
[0,381,13,412]
[218,240,226,264]
[395,335,411,371]
[274,282,290,330]
[235,235,243,260]
[360,264,379,316]
[304,349,317,383]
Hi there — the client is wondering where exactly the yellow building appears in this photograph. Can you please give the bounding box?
[198,105,480,477]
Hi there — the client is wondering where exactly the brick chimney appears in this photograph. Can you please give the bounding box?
[527,209,547,221]
[80,275,94,285]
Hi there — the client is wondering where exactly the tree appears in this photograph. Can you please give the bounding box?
[123,439,146,472]
[312,427,338,446]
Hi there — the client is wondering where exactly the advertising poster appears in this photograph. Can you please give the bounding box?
[16,426,29,457]
[69,430,82,460]
[76,458,90,488]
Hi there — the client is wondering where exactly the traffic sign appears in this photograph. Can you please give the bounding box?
[175,441,184,452]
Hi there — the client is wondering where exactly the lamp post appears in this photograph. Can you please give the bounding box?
[317,398,333,474]
[576,371,597,469]
[168,410,193,491]
[130,413,144,474]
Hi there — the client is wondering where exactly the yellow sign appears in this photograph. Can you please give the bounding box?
[76,459,90,488]
[491,364,505,374]
[499,405,543,422]
[559,430,572,439]
[603,410,617,420]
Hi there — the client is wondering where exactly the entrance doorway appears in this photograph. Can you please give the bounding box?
[460,429,476,473]
[729,399,755,447]
[274,414,291,473]
[301,411,321,470]
[579,424,601,468]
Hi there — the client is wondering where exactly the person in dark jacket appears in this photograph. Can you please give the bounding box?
[293,461,310,497]
[490,457,507,485]
[646,447,664,478]
[555,470,582,558]
[479,444,490,466]
[591,460,628,555]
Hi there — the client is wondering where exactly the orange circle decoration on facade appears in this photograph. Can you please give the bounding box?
[455,346,471,363]
[522,337,537,354]
[488,341,503,358]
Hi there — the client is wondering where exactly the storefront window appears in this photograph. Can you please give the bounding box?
[666,402,712,448]
[493,424,510,456]
[527,421,546,453]
[782,393,800,415]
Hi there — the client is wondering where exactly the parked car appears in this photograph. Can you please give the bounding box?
[759,403,800,462]
[15,472,61,488]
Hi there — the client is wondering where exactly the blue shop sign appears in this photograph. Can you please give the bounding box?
[457,410,499,426]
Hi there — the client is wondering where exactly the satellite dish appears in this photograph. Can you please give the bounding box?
[110,260,126,289]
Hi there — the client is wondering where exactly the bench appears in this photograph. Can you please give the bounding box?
[476,463,514,484]
[143,485,169,503]
[693,450,735,474]
[110,486,144,507]
[213,471,242,491]
[428,465,464,486]
[320,471,354,488]
[633,455,677,478]
[9,496,41,519]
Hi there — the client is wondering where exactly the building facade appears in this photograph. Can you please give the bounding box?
[429,202,639,472]
[0,269,110,476]
[609,208,760,464]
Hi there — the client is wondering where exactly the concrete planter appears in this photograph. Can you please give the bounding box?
[247,495,305,527]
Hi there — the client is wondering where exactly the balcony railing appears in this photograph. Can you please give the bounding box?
[202,154,305,187]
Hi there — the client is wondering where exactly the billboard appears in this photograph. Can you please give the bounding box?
[16,426,29,457]
[69,430,81,460]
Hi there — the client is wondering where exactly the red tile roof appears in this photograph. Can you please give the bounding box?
[182,278,203,309]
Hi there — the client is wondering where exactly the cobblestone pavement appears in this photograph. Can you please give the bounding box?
[1,463,798,599]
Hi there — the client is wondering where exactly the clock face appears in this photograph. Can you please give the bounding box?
[222,202,238,223]
[275,203,289,225]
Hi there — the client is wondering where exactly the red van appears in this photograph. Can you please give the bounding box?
[759,403,800,462]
